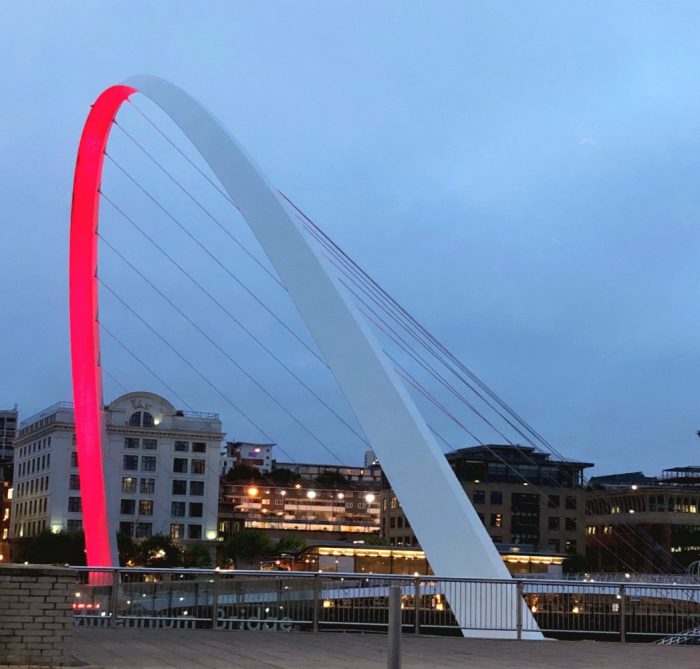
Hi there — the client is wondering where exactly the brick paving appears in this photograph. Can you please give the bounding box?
[70,628,700,669]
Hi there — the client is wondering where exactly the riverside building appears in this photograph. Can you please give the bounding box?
[586,467,700,571]
[381,444,591,558]
[10,392,223,548]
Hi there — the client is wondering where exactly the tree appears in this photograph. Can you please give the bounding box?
[563,553,589,573]
[275,533,306,555]
[315,471,348,487]
[116,532,138,566]
[266,468,300,485]
[138,535,182,567]
[224,465,261,482]
[183,542,212,568]
[223,530,275,567]
[15,530,86,566]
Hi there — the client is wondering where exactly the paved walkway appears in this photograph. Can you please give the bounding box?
[71,628,699,669]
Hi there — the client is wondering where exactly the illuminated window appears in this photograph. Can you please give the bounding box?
[139,500,154,516]
[121,477,136,493]
[170,523,185,539]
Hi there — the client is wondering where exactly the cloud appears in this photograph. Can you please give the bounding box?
[578,137,599,148]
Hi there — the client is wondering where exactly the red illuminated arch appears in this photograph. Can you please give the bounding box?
[69,85,136,567]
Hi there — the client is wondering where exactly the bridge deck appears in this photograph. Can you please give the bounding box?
[72,628,699,668]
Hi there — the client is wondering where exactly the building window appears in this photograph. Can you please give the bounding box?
[548,539,560,553]
[68,497,82,513]
[142,439,158,450]
[170,523,185,540]
[172,480,187,495]
[548,495,560,509]
[191,459,205,475]
[565,517,577,532]
[67,519,82,534]
[134,522,152,538]
[121,477,137,493]
[69,474,80,491]
[173,458,188,473]
[473,490,485,504]
[189,481,204,496]
[490,491,503,505]
[123,455,138,471]
[548,516,560,531]
[119,522,134,536]
[192,442,206,453]
[174,441,189,452]
[188,524,202,540]
[189,502,203,518]
[490,513,502,528]
[140,478,155,494]
[171,502,186,517]
[141,456,156,472]
[124,437,139,449]
[129,411,154,427]
[139,500,154,516]
[565,496,577,510]
[120,499,136,515]
[70,452,78,468]
[565,539,577,554]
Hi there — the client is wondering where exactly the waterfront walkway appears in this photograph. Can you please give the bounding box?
[72,628,699,669]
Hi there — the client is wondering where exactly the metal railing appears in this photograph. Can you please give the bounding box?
[71,567,700,642]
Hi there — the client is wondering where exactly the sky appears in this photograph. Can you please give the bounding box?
[2,1,700,476]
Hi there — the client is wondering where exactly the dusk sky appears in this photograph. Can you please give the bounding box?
[3,2,700,476]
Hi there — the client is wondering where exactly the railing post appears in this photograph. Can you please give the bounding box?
[515,580,523,640]
[211,570,220,631]
[413,577,421,636]
[619,584,626,643]
[388,584,402,669]
[312,572,320,633]
[109,569,119,627]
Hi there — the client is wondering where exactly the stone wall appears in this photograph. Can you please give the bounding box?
[0,563,75,666]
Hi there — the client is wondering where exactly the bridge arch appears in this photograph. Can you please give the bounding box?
[69,76,536,637]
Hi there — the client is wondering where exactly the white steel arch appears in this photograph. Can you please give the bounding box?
[124,75,540,638]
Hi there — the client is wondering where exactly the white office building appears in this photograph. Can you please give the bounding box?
[10,391,223,544]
